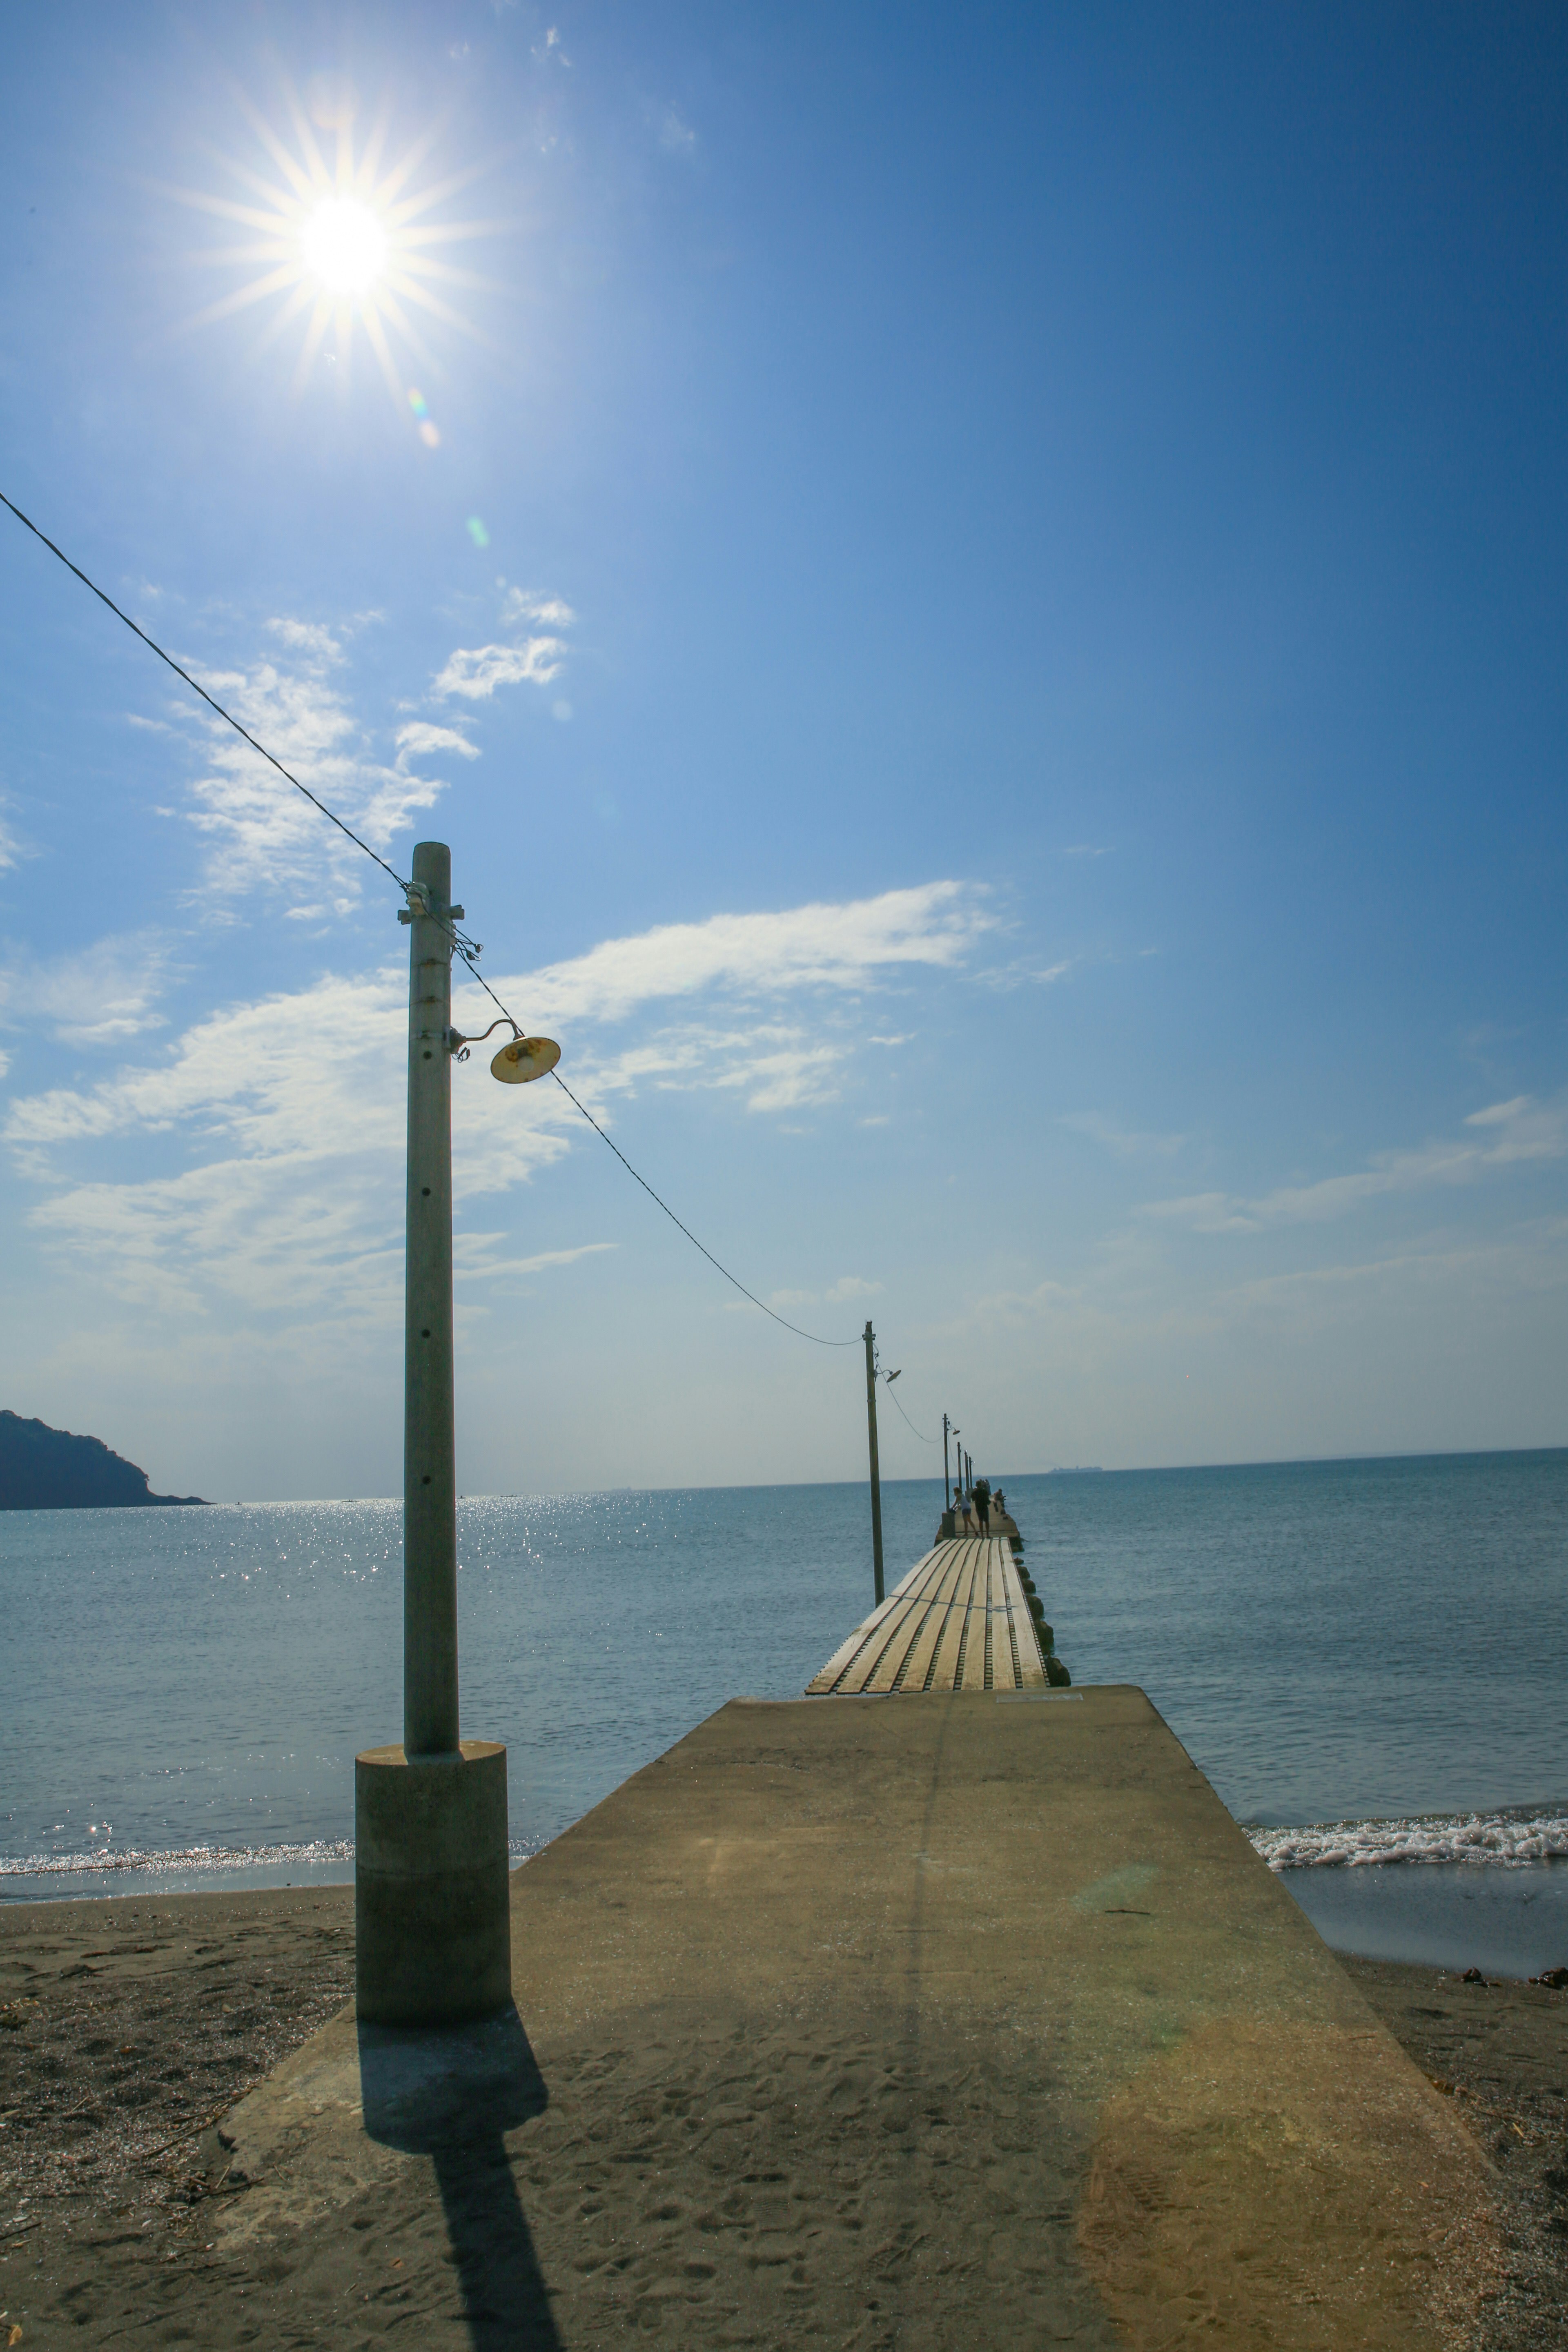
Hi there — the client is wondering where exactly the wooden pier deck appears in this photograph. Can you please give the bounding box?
[807,1534,1046,1693]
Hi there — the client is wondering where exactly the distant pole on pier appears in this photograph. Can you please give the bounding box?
[942,1413,952,1508]
[864,1321,885,1607]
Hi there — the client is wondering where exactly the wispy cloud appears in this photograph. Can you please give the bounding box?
[1063,1110,1186,1159]
[430,638,568,699]
[0,931,174,1046]
[976,957,1071,991]
[170,619,449,905]
[483,883,992,1030]
[500,588,576,630]
[4,883,987,1318]
[1142,1094,1568,1233]
[395,722,480,763]
[431,585,576,703]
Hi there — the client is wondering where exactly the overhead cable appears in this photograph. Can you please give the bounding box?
[883,1379,935,1444]
[0,488,859,1350]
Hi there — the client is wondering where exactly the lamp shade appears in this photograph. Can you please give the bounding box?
[490,1035,561,1084]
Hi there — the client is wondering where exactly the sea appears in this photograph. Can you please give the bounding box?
[3,1450,1566,1976]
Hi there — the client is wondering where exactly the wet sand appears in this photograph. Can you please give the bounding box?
[1,1886,1564,2346]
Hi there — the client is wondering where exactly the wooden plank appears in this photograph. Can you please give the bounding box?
[980,1542,1009,1691]
[927,1541,980,1691]
[804,1548,945,1693]
[891,1540,972,1693]
[864,1548,950,1692]
[836,1553,945,1695]
[959,1538,991,1690]
[1000,1544,1047,1687]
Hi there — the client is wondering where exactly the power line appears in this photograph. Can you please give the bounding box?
[547,1065,856,1347]
[883,1379,934,1444]
[0,490,408,892]
[1,487,860,1350]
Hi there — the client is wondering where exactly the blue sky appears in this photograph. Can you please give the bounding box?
[1,1,1564,1500]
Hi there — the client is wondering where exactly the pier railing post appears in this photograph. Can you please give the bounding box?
[864,1321,885,1608]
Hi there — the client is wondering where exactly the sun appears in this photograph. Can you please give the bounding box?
[169,72,500,423]
[300,195,390,300]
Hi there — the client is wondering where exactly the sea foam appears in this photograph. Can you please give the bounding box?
[1249,1810,1568,1870]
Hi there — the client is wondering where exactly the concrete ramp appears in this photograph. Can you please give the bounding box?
[216,1688,1499,2348]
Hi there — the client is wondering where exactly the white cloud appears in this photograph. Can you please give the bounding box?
[659,107,696,154]
[169,621,448,904]
[977,957,1072,991]
[430,639,568,699]
[1142,1094,1568,1234]
[0,809,23,873]
[453,1238,616,1282]
[481,882,992,1029]
[500,588,576,629]
[395,722,480,763]
[1064,1111,1186,1159]
[5,968,580,1314]
[0,931,173,1045]
[3,882,987,1321]
[826,1275,881,1303]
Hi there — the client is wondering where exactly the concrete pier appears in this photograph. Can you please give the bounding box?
[213,1687,1497,2348]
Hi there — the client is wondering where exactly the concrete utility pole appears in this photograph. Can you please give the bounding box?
[404,840,459,1756]
[942,1413,952,1508]
[864,1321,885,1608]
[355,842,511,2030]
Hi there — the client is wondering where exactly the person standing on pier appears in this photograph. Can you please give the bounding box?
[974,1477,992,1532]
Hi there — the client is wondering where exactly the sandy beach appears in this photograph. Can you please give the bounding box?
[2,1875,1565,2345]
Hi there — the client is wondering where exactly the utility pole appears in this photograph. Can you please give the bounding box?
[404,839,459,1757]
[864,1321,885,1608]
[942,1413,952,1508]
[355,842,511,2029]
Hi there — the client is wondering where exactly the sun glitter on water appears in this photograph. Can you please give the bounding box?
[168,71,499,430]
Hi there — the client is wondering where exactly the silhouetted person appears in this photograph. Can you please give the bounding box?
[974,1477,991,1532]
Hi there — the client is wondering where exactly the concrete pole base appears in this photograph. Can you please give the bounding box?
[355,1741,511,2027]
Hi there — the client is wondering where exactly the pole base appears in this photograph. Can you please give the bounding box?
[355,1741,511,2027]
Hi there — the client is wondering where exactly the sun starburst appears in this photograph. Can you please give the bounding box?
[168,71,505,426]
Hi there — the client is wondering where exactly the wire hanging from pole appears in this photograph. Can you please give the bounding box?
[882,1379,935,1444]
[1,487,861,1350]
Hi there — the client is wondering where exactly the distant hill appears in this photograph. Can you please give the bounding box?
[0,1411,206,1510]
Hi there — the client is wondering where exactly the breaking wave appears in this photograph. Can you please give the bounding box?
[1249,1809,1568,1870]
[0,1838,541,1884]
[0,1839,356,1880]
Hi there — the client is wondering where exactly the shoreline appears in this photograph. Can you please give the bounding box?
[11,1846,1568,1977]
[4,1873,1567,2345]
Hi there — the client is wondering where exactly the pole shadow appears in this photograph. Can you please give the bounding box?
[359,2003,562,2351]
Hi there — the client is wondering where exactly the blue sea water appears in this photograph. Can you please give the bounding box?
[2,1451,1566,1973]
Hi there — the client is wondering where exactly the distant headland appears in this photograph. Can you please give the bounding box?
[0,1410,206,1510]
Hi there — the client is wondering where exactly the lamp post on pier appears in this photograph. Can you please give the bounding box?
[355,840,558,2029]
[864,1321,885,1608]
